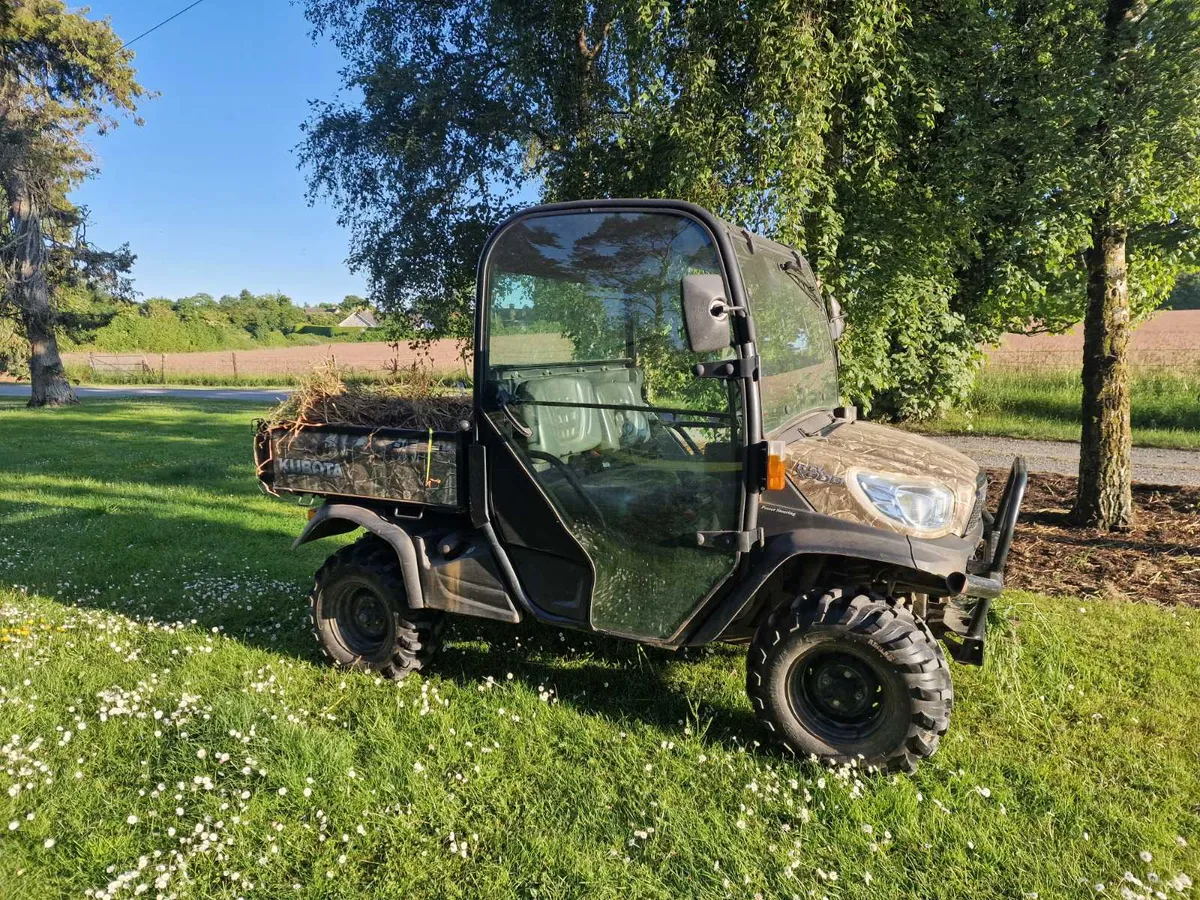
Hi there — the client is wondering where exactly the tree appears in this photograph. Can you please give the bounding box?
[299,0,989,416]
[1068,0,1200,528]
[0,0,143,406]
[299,0,1200,511]
[915,0,1200,529]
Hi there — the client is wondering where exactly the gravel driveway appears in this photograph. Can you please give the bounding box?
[0,384,292,404]
[936,434,1200,487]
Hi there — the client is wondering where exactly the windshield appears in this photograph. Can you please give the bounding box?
[735,241,839,434]
[486,211,735,413]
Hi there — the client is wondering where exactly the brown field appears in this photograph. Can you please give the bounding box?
[988,309,1200,370]
[62,335,574,381]
[56,311,1198,380]
[63,340,468,380]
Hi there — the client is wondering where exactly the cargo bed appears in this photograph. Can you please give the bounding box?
[254,421,466,509]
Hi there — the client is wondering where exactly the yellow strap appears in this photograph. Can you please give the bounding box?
[424,428,434,489]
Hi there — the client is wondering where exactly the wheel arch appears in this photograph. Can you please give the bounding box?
[686,518,953,646]
[294,504,424,611]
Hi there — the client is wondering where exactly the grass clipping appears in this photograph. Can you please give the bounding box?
[266,365,472,432]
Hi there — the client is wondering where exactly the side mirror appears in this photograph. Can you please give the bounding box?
[681,274,732,353]
[825,291,846,342]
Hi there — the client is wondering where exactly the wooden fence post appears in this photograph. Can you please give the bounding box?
[232,352,238,381]
[161,354,166,385]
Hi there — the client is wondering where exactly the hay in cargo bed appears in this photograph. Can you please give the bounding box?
[267,366,473,431]
[256,369,473,507]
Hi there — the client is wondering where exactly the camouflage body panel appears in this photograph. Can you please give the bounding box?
[257,425,461,508]
[784,421,980,538]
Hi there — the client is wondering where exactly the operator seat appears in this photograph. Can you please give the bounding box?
[588,367,650,449]
[510,368,700,535]
[518,375,603,458]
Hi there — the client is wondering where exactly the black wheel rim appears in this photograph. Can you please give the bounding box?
[330,578,393,659]
[786,645,888,743]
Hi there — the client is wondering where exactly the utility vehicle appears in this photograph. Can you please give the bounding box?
[255,199,1026,773]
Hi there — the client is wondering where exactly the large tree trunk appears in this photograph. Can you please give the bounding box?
[4,167,77,407]
[20,298,76,407]
[1071,220,1132,529]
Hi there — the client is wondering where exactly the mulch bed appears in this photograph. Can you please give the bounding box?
[990,470,1200,606]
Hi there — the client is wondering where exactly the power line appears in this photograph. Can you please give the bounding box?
[122,0,211,49]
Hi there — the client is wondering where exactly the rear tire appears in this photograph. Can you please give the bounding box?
[309,535,444,681]
[746,586,952,773]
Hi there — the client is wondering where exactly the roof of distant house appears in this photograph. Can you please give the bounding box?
[338,309,379,328]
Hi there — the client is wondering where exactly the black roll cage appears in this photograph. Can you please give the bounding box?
[471,198,769,647]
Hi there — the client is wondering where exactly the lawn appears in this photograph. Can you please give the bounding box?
[60,366,305,388]
[911,367,1200,450]
[0,398,1197,899]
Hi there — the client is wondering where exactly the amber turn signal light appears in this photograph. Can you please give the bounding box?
[307,508,317,521]
[766,441,786,492]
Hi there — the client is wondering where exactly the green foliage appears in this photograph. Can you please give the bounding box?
[0,0,144,367]
[297,0,991,418]
[0,316,28,378]
[53,289,377,353]
[301,0,1200,421]
[294,323,383,339]
[921,0,1200,334]
[842,277,984,421]
[914,365,1200,450]
[1166,272,1200,310]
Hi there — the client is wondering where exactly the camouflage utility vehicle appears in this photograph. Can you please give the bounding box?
[255,199,1026,772]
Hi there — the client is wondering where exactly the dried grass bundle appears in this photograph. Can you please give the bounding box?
[268,364,473,432]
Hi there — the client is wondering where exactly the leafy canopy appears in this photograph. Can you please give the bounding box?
[301,0,1200,417]
[0,0,145,318]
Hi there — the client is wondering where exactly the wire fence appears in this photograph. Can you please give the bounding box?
[985,309,1200,372]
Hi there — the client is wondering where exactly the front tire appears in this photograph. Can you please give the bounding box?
[747,586,952,773]
[309,536,444,681]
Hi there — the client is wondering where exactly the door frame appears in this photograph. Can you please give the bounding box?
[472,199,765,647]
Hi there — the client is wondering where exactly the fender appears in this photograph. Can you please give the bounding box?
[293,504,424,611]
[685,511,958,646]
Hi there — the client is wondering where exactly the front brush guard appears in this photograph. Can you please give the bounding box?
[941,456,1028,665]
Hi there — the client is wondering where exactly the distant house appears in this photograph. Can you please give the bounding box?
[338,309,379,328]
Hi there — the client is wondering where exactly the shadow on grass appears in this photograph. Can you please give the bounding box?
[0,490,762,754]
[1,400,266,494]
[438,617,761,749]
[1,397,768,753]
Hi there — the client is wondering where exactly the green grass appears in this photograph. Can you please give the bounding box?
[52,367,466,388]
[60,366,306,387]
[0,398,1197,899]
[912,367,1200,449]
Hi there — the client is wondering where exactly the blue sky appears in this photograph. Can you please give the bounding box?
[71,1,367,307]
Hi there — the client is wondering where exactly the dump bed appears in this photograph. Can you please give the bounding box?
[254,421,465,509]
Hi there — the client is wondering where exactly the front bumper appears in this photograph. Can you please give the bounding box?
[941,457,1028,664]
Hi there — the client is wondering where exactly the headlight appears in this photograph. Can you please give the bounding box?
[852,470,955,535]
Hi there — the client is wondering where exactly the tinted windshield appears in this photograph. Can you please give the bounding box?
[736,242,838,433]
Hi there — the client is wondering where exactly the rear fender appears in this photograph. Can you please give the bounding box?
[293,504,424,611]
